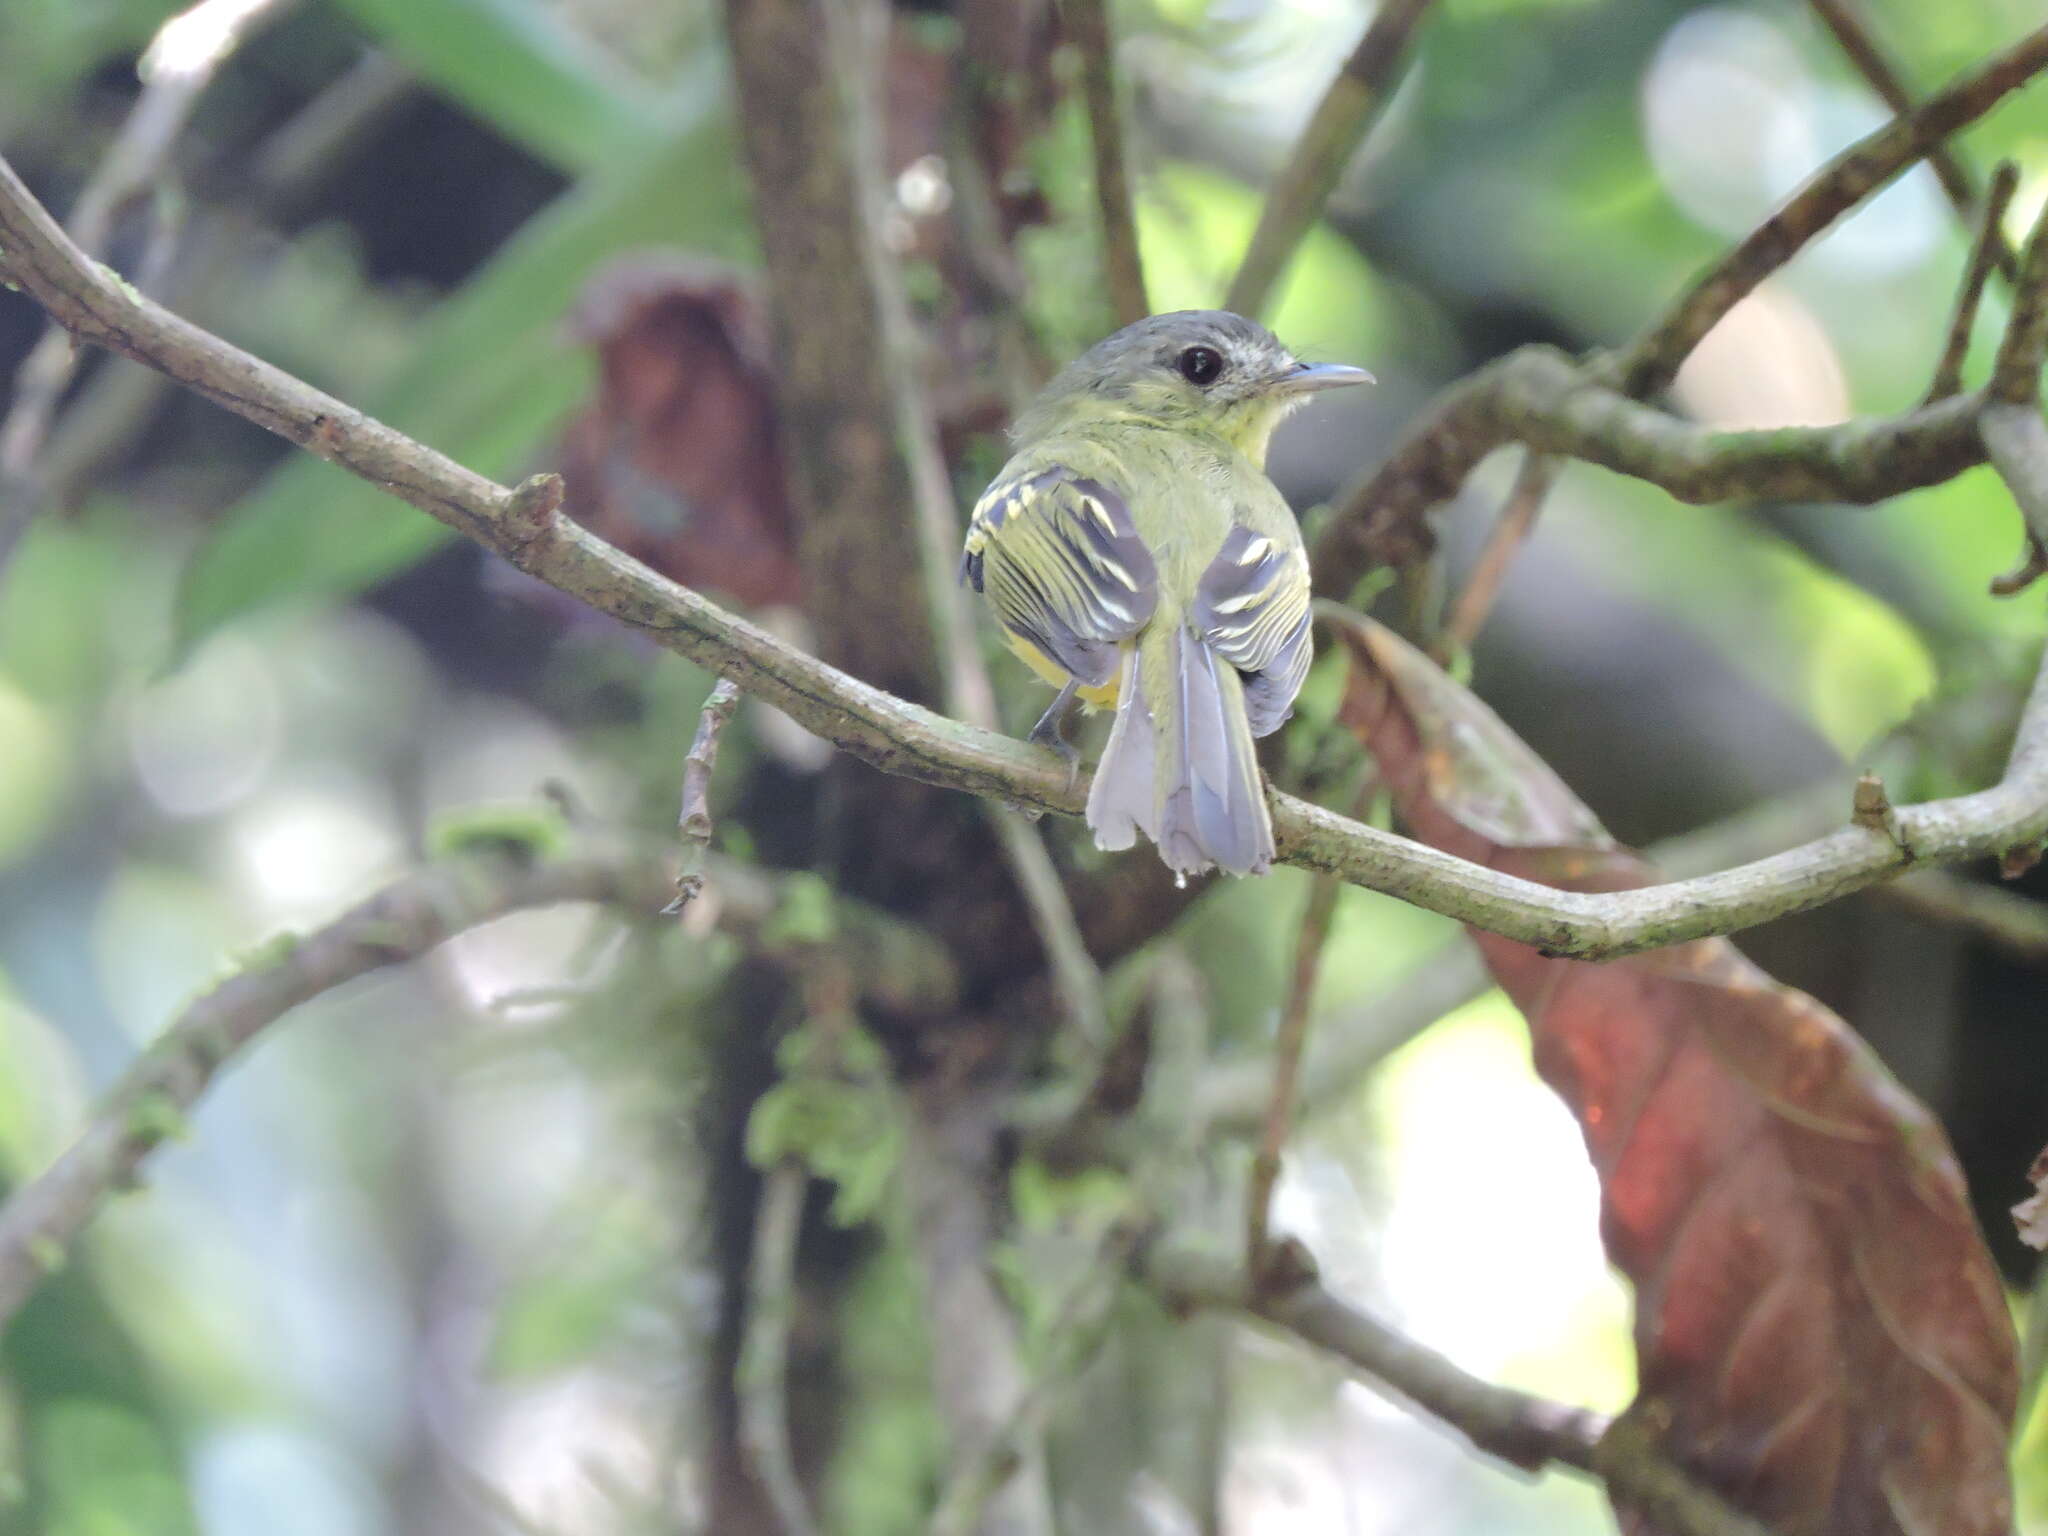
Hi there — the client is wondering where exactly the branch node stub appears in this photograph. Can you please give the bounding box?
[2002,841,2045,881]
[1990,536,2048,598]
[304,413,343,459]
[1852,772,1905,847]
[503,472,566,551]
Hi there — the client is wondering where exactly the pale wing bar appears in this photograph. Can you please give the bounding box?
[1192,523,1313,737]
[960,467,1159,687]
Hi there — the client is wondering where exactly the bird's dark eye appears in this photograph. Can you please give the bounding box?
[1177,346,1224,386]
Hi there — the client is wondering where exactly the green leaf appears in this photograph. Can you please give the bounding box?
[747,1024,901,1228]
[173,118,745,658]
[327,0,679,174]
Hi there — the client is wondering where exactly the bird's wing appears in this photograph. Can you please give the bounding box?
[1192,524,1313,737]
[960,466,1159,688]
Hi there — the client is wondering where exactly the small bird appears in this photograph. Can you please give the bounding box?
[960,310,1371,878]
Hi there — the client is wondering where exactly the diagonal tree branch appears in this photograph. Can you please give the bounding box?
[1312,21,2048,604]
[1808,0,2020,283]
[1621,22,2048,397]
[1065,0,1149,327]
[2,150,2045,963]
[0,844,673,1333]
[0,0,299,569]
[1225,0,1437,320]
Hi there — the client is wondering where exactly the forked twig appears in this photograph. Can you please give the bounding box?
[1808,0,2020,282]
[1925,162,2020,403]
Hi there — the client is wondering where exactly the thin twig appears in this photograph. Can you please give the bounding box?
[1926,161,2020,402]
[0,844,671,1332]
[25,52,416,519]
[1146,1243,1773,1536]
[0,0,298,566]
[1621,21,2048,397]
[738,1161,823,1536]
[1439,449,1558,659]
[1990,191,2048,405]
[1245,866,1344,1284]
[1066,0,1149,326]
[668,678,742,915]
[1225,0,1437,320]
[1808,0,2020,282]
[4,152,2048,960]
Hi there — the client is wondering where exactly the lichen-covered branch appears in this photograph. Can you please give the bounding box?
[2,148,2044,963]
[1313,344,1987,584]
[0,844,673,1333]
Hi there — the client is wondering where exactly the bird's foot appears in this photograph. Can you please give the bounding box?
[1029,681,1083,790]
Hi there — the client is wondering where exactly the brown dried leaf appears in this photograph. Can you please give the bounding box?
[1335,613,2018,1536]
[556,254,802,609]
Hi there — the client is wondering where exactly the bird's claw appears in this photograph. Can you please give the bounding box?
[1028,680,1084,790]
[1028,713,1082,790]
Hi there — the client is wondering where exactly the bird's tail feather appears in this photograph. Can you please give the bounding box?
[1086,629,1274,877]
[1086,645,1157,853]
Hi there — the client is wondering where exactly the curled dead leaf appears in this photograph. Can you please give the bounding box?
[1334,612,2018,1536]
[556,253,803,609]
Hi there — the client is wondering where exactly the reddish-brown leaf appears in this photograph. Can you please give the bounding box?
[556,254,803,609]
[1334,614,2017,1536]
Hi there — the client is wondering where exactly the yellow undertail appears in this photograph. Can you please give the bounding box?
[1005,631,1121,708]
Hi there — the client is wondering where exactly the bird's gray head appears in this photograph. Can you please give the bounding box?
[1016,310,1371,463]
